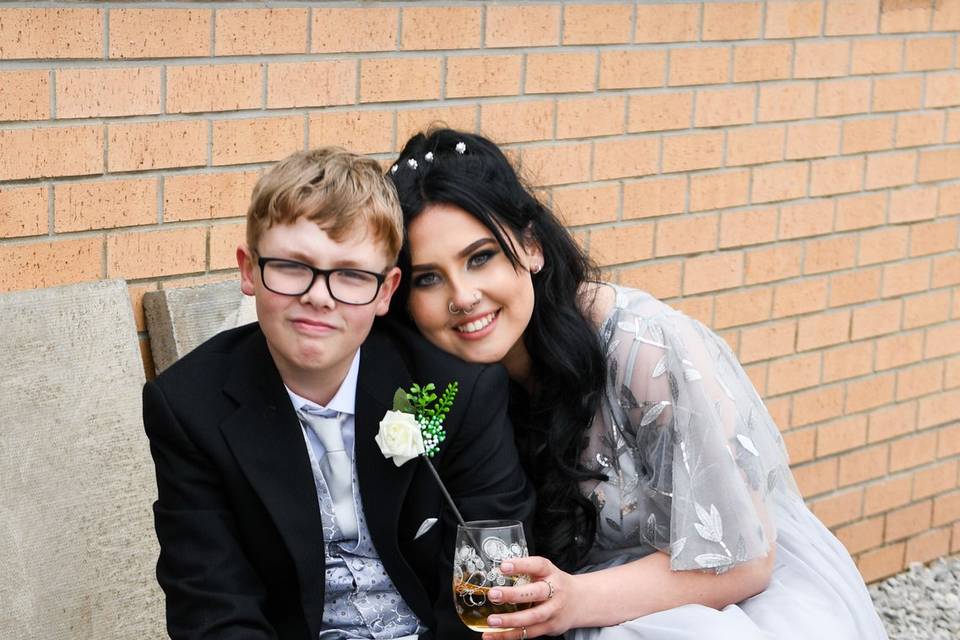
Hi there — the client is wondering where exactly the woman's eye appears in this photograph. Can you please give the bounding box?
[412,272,440,288]
[467,250,496,268]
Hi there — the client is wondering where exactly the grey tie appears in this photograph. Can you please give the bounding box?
[299,410,358,540]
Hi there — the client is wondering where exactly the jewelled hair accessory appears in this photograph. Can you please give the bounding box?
[390,141,466,174]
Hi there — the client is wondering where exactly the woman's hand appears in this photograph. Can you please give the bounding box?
[481,555,580,640]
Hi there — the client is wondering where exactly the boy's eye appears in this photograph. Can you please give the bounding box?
[412,272,440,288]
[467,250,496,268]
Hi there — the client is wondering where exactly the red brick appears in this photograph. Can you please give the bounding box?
[108,121,206,172]
[810,156,865,197]
[758,82,817,121]
[836,516,884,554]
[817,78,872,116]
[553,184,619,227]
[786,121,842,159]
[726,125,786,166]
[842,116,895,154]
[859,227,909,266]
[309,110,393,155]
[851,38,904,74]
[0,186,48,238]
[905,36,954,71]
[823,341,875,383]
[166,64,261,114]
[890,186,939,223]
[480,101,553,144]
[745,243,803,284]
[925,322,960,358]
[876,331,926,371]
[485,4,560,47]
[947,355,960,389]
[211,116,302,167]
[783,427,815,462]
[825,0,880,35]
[918,147,960,182]
[793,458,839,498]
[932,254,960,287]
[54,178,156,232]
[622,177,686,220]
[858,543,905,583]
[209,222,246,271]
[163,171,260,222]
[889,431,938,472]
[939,182,960,215]
[939,422,960,457]
[695,86,756,127]
[933,490,960,526]
[733,43,793,82]
[719,207,778,248]
[926,72,960,108]
[865,151,917,190]
[360,57,441,103]
[765,0,823,38]
[905,528,952,564]
[109,8,210,58]
[593,137,659,180]
[401,6,480,50]
[683,253,745,295]
[654,214,719,257]
[0,125,103,181]
[215,8,307,55]
[714,287,773,329]
[557,96,625,139]
[619,262,682,299]
[886,501,933,542]
[628,92,693,132]
[703,2,762,40]
[852,300,902,339]
[267,61,355,109]
[779,199,834,239]
[864,474,914,515]
[817,414,869,455]
[798,309,851,351]
[447,55,522,99]
[600,50,667,90]
[933,0,960,30]
[873,76,924,112]
[795,41,850,78]
[829,267,883,307]
[868,401,917,443]
[880,0,933,33]
[897,110,946,148]
[662,132,724,173]
[792,383,845,426]
[752,163,809,204]
[767,352,822,395]
[635,3,700,43]
[739,319,796,363]
[845,373,896,413]
[563,3,633,44]
[882,259,931,298]
[838,443,889,486]
[913,460,959,499]
[519,143,591,187]
[904,290,952,329]
[0,8,102,59]
[838,193,887,232]
[773,277,829,317]
[910,220,958,257]
[311,7,397,53]
[107,227,206,279]
[0,238,101,293]
[526,52,596,94]
[804,236,857,275]
[0,70,49,121]
[690,170,750,212]
[589,224,654,266]
[812,487,864,528]
[668,47,730,86]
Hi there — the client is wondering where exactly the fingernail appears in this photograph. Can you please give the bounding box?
[489,589,502,603]
[488,616,502,627]
[501,561,514,573]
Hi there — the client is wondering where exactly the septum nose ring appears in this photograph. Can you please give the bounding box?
[448,291,482,315]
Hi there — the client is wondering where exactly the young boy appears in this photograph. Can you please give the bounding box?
[143,148,534,640]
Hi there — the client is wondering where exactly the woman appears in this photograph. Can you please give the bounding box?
[387,129,887,640]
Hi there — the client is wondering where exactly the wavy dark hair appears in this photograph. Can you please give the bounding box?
[388,128,606,570]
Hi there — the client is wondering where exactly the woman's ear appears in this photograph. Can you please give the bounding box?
[522,225,544,272]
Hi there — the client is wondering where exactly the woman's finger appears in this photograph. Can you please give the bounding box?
[500,554,552,577]
[481,622,551,640]
[487,600,556,631]
[489,579,554,605]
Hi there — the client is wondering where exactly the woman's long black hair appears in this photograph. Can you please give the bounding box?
[388,128,607,570]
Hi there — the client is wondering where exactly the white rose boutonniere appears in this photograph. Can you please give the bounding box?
[376,381,466,524]
[375,410,425,467]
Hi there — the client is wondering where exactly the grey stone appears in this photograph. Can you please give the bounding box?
[144,280,257,373]
[0,279,163,639]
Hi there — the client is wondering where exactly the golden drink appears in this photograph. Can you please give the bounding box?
[453,581,532,632]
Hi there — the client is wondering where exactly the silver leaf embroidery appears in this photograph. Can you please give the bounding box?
[694,503,723,543]
[651,356,667,378]
[694,553,733,569]
[737,434,760,456]
[640,400,670,426]
[671,536,687,559]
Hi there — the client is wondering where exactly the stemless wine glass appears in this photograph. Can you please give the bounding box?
[452,520,532,633]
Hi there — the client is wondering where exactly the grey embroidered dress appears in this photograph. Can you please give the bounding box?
[570,286,887,640]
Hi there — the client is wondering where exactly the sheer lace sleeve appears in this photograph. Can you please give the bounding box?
[583,286,799,573]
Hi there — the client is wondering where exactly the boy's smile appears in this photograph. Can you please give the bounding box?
[238,217,400,404]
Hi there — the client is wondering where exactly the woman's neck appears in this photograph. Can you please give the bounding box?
[501,339,535,392]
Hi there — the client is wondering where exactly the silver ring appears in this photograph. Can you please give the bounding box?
[543,579,554,599]
[521,627,527,640]
[447,291,482,315]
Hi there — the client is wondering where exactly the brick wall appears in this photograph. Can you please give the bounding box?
[0,0,957,582]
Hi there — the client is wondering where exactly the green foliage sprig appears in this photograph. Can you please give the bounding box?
[392,381,459,457]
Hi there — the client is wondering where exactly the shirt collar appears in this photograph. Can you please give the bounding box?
[285,349,360,417]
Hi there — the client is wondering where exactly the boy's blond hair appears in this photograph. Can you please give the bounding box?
[246,147,403,262]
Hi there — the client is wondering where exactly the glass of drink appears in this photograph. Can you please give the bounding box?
[453,520,531,633]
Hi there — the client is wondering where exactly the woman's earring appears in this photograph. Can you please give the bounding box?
[531,262,543,275]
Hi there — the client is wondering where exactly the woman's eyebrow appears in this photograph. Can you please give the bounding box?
[410,237,496,272]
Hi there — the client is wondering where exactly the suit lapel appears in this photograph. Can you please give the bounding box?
[218,332,326,634]
[354,329,434,620]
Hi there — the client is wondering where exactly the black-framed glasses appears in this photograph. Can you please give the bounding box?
[256,256,386,305]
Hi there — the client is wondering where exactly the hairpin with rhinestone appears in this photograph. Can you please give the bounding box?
[455,141,466,154]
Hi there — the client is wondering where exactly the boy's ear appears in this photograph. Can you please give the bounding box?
[374,266,402,317]
[237,245,256,296]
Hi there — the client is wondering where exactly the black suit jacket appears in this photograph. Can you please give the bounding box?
[143,319,535,640]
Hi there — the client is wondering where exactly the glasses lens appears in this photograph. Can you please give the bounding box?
[329,269,380,304]
[262,260,314,295]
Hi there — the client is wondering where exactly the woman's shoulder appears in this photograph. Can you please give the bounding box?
[579,282,679,329]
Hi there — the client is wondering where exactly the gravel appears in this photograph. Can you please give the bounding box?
[869,556,960,640]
